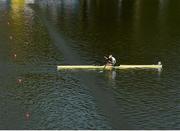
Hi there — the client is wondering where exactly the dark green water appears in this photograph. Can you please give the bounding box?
[0,0,180,129]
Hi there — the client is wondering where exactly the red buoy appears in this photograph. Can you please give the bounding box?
[14,54,17,58]
[9,36,13,40]
[17,78,22,84]
[25,112,30,120]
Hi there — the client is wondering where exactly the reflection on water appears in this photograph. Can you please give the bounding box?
[106,70,117,80]
[0,0,180,129]
[107,70,117,89]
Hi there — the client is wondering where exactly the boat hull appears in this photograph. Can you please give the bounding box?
[57,64,162,70]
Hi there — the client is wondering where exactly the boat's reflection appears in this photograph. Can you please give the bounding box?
[105,70,117,88]
[104,70,116,80]
[104,68,162,88]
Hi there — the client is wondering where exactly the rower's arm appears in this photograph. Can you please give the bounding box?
[104,56,108,59]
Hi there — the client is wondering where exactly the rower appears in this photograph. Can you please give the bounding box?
[104,55,116,66]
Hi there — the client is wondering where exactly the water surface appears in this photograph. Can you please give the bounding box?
[0,0,180,129]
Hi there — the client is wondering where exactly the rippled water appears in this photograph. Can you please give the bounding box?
[0,0,180,129]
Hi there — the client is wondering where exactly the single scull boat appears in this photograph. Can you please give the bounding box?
[57,62,162,70]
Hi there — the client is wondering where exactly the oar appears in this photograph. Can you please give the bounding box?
[99,64,107,73]
[100,56,108,72]
[103,64,107,70]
